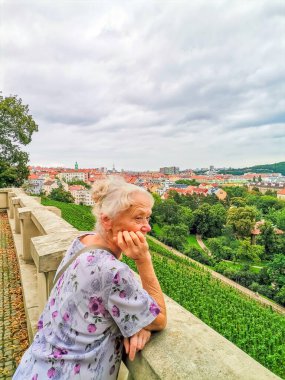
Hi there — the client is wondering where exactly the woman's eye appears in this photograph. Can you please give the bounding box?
[135,216,151,223]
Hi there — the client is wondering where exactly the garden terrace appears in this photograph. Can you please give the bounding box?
[0,188,281,380]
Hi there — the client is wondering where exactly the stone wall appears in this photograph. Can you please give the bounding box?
[0,188,281,380]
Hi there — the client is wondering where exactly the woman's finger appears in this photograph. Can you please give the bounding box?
[122,231,136,247]
[123,338,130,354]
[136,334,143,350]
[117,231,127,250]
[129,231,140,245]
[135,231,147,244]
[129,334,138,361]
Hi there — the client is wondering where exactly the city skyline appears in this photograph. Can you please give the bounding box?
[2,0,285,170]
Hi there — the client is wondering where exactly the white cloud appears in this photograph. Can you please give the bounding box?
[1,0,284,170]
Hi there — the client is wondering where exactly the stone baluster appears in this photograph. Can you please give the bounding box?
[19,208,41,262]
[12,197,21,233]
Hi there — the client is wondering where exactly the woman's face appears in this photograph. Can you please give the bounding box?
[111,192,153,237]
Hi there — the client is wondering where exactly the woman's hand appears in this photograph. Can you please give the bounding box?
[116,231,151,263]
[123,329,151,361]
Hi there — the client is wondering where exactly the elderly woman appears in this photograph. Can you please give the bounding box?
[13,177,166,380]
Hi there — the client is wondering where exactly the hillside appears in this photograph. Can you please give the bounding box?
[217,161,285,175]
[42,199,285,379]
[41,198,95,230]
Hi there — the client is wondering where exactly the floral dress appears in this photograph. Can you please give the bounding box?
[13,233,160,380]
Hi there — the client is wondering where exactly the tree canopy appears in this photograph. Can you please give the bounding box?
[49,187,75,203]
[227,206,258,238]
[0,94,38,187]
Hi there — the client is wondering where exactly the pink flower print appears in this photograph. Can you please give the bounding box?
[87,255,95,263]
[112,305,120,318]
[58,274,64,287]
[74,363,81,374]
[47,367,56,378]
[63,312,70,322]
[52,311,58,318]
[50,298,55,306]
[88,296,106,315]
[73,259,80,269]
[32,374,38,380]
[87,323,97,333]
[113,272,120,285]
[52,347,68,359]
[149,302,160,316]
[37,319,43,330]
[119,290,126,298]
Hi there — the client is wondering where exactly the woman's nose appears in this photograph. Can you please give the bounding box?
[141,222,151,233]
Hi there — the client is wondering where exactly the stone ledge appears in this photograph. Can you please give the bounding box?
[126,295,280,380]
[31,231,81,272]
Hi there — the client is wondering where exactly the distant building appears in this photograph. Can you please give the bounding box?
[277,188,285,201]
[248,182,285,194]
[69,185,94,206]
[58,171,86,182]
[27,175,45,194]
[159,167,179,175]
[42,180,59,195]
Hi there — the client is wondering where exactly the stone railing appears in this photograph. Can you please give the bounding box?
[0,188,280,380]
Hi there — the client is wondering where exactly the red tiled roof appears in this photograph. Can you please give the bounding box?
[69,185,85,191]
[28,174,39,180]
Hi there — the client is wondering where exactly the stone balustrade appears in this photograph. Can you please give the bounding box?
[0,188,281,379]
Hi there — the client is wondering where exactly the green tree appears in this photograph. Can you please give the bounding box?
[160,224,188,251]
[192,204,212,236]
[175,179,200,186]
[227,206,257,238]
[67,179,91,189]
[0,94,38,187]
[230,197,246,207]
[246,195,282,215]
[49,187,75,203]
[236,240,263,262]
[259,221,277,257]
[222,186,247,199]
[185,247,215,266]
[267,254,285,290]
[275,209,285,230]
[179,206,194,232]
[274,286,285,306]
[193,203,226,238]
[152,199,184,225]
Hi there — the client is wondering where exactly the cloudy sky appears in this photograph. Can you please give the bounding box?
[1,0,285,171]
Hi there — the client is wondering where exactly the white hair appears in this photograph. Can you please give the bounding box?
[92,176,153,233]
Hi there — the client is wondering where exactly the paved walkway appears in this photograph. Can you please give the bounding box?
[0,212,29,379]
[196,234,212,256]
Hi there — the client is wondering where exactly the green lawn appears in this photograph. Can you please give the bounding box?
[184,234,200,250]
[217,260,264,274]
[152,223,162,236]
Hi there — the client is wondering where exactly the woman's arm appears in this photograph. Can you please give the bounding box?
[117,231,167,331]
[135,256,167,331]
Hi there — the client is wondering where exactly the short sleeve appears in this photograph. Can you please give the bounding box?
[107,266,160,338]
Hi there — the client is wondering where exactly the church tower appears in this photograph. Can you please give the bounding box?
[75,161,78,170]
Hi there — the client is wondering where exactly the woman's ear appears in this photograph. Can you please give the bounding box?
[100,213,112,231]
